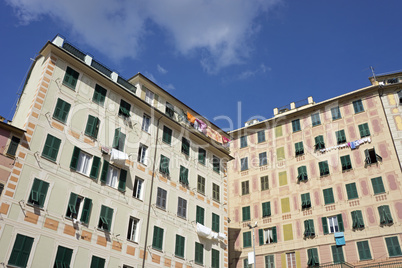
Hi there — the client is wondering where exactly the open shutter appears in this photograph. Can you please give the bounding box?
[310,220,315,236]
[304,220,309,237]
[67,193,78,214]
[118,169,127,192]
[100,160,109,183]
[30,179,41,202]
[322,217,329,234]
[70,147,81,170]
[106,207,114,231]
[80,198,92,224]
[38,180,49,208]
[337,214,344,232]
[259,229,264,245]
[50,137,61,161]
[272,226,277,243]
[113,128,120,148]
[90,156,101,180]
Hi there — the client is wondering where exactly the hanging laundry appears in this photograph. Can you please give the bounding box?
[207,127,223,144]
[193,119,200,131]
[187,112,196,124]
[195,118,207,133]
[350,141,356,150]
[222,136,231,144]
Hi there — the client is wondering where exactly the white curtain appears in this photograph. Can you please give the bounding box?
[77,152,91,175]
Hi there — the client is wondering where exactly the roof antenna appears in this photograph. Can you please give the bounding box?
[370,66,376,81]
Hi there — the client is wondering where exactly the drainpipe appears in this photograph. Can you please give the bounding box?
[142,114,163,268]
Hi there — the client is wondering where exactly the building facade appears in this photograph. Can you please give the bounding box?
[0,36,231,268]
[228,82,402,267]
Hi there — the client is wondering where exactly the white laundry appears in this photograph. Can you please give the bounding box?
[111,148,128,162]
[218,232,227,240]
[196,223,211,238]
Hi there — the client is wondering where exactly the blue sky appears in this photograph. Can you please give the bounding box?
[1,0,401,131]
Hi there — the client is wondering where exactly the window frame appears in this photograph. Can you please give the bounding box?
[198,148,206,165]
[385,236,402,257]
[346,183,358,200]
[318,161,329,176]
[141,114,151,133]
[259,152,268,166]
[301,193,311,210]
[63,66,79,90]
[240,136,248,148]
[371,176,385,195]
[42,134,61,162]
[358,123,371,138]
[331,106,342,120]
[353,99,364,114]
[197,175,205,194]
[181,137,190,156]
[212,156,220,174]
[242,206,251,222]
[28,178,49,208]
[177,197,187,218]
[54,245,73,268]
[311,112,321,127]
[212,183,220,202]
[137,144,148,166]
[92,84,107,106]
[243,231,252,248]
[292,119,301,132]
[152,226,164,250]
[259,227,277,245]
[295,141,304,156]
[196,206,205,225]
[262,201,271,218]
[85,115,100,139]
[175,234,185,258]
[323,188,335,205]
[257,130,266,143]
[8,234,34,268]
[335,130,346,144]
[357,241,372,261]
[112,127,126,151]
[6,136,20,157]
[260,176,269,191]
[133,176,144,200]
[156,187,167,210]
[340,155,352,171]
[118,99,131,118]
[98,205,114,232]
[127,217,140,242]
[53,98,71,123]
[195,242,204,265]
[240,157,248,171]
[159,155,170,176]
[241,181,250,195]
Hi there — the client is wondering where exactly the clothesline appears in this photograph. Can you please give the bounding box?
[319,137,371,153]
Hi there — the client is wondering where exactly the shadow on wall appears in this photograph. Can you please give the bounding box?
[228,227,242,268]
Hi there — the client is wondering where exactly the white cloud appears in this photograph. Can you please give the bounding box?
[238,63,271,80]
[6,0,281,72]
[157,64,168,74]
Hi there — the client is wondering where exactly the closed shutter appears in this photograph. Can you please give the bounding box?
[80,198,92,224]
[175,235,185,257]
[100,160,109,183]
[118,169,127,192]
[357,241,372,260]
[272,226,277,243]
[8,234,34,268]
[322,217,329,234]
[70,147,81,170]
[337,214,344,232]
[258,229,264,245]
[212,213,220,232]
[197,206,205,225]
[89,156,101,180]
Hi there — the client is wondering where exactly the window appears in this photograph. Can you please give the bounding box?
[119,99,131,117]
[162,126,172,144]
[70,147,101,179]
[241,181,249,195]
[127,217,140,242]
[292,119,301,132]
[353,99,364,113]
[141,114,151,133]
[322,214,344,234]
[198,148,206,165]
[261,176,269,191]
[152,226,164,250]
[385,236,402,257]
[212,213,220,232]
[213,156,220,173]
[277,147,285,161]
[257,130,265,143]
[156,188,167,209]
[240,157,248,171]
[212,183,220,202]
[357,241,372,260]
[28,178,49,208]
[301,193,311,209]
[53,98,72,124]
[378,205,393,225]
[371,176,385,194]
[262,202,271,217]
[54,245,73,268]
[351,210,364,229]
[91,256,105,268]
[331,106,341,120]
[259,152,268,166]
[364,148,382,165]
[340,155,352,171]
[297,166,308,182]
[98,205,114,232]
[179,166,189,186]
[92,84,107,105]
[85,115,100,139]
[318,161,329,176]
[66,192,92,224]
[100,161,127,192]
[323,188,335,205]
[145,89,154,104]
[195,242,204,265]
[181,137,190,156]
[314,135,325,150]
[6,136,20,157]
[159,155,170,176]
[304,219,315,237]
[196,206,205,224]
[295,141,304,156]
[197,175,205,194]
[263,255,275,268]
[8,234,34,268]
[358,123,370,138]
[335,130,346,144]
[177,197,187,218]
[242,206,251,221]
[240,136,247,148]
[0,183,3,196]
[112,128,126,152]
[286,252,296,268]
[175,235,185,258]
[42,134,61,161]
[133,177,144,200]
[63,66,79,89]
[346,183,358,200]
[311,112,321,126]
[137,144,148,165]
[212,248,220,268]
[243,231,252,248]
[307,248,319,267]
[165,102,174,118]
[331,245,345,264]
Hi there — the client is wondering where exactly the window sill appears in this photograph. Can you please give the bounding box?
[141,130,151,135]
[292,130,301,133]
[4,153,16,160]
[97,227,111,234]
[212,199,220,203]
[155,205,166,211]
[52,117,67,125]
[84,133,97,141]
[354,110,365,115]
[41,155,58,164]
[332,117,342,121]
[62,82,77,91]
[312,124,321,127]
[127,239,139,244]
[177,215,187,220]
[26,203,44,210]
[197,191,205,196]
[132,197,143,202]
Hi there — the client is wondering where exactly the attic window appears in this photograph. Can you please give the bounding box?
[387,78,398,84]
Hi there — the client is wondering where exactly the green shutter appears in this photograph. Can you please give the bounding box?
[323,188,334,205]
[89,156,101,180]
[113,128,120,148]
[307,248,319,266]
[301,193,311,209]
[357,241,372,260]
[54,246,73,268]
[242,206,250,221]
[67,193,78,214]
[30,179,49,208]
[258,229,264,245]
[85,116,99,139]
[118,169,127,192]
[63,67,79,89]
[195,242,204,264]
[80,198,92,224]
[346,183,358,200]
[337,214,344,232]
[196,206,205,225]
[378,205,393,224]
[297,166,308,181]
[340,155,352,170]
[42,134,61,161]
[100,160,109,183]
[319,161,329,176]
[198,148,206,164]
[352,210,365,229]
[93,84,107,105]
[7,137,20,156]
[336,130,346,144]
[359,123,370,138]
[53,99,71,123]
[262,202,271,217]
[179,166,189,185]
[385,236,402,257]
[182,138,190,155]
[91,256,105,268]
[152,226,164,250]
[315,135,325,149]
[8,234,34,268]
[70,147,81,170]
[272,226,277,243]
[212,213,220,232]
[322,217,329,234]
[243,232,251,248]
[371,177,385,194]
[331,245,345,263]
[175,235,185,257]
[212,248,219,268]
[162,126,172,144]
[30,178,41,203]
[160,155,170,175]
[295,142,304,156]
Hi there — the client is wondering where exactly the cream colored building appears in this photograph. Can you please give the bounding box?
[0,36,231,268]
[228,79,402,267]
